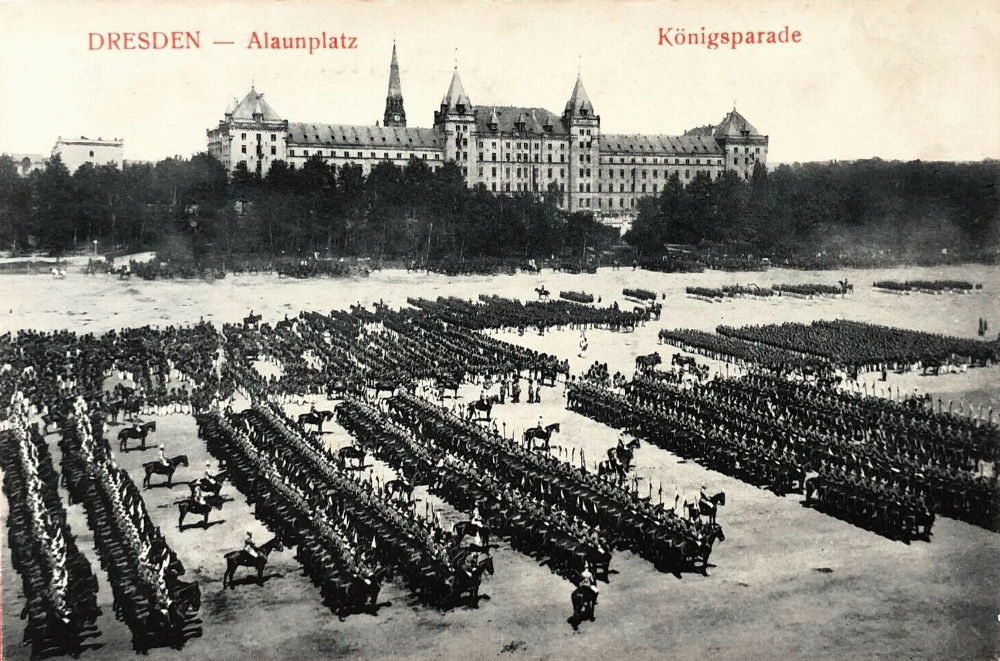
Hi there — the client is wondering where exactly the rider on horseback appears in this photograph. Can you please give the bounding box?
[244,531,260,559]
[158,444,169,467]
[578,564,599,603]
[697,484,713,519]
[203,461,218,490]
[192,482,206,506]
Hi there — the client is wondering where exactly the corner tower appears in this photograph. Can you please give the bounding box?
[383,42,406,128]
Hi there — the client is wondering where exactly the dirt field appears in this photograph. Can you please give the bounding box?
[2,264,999,661]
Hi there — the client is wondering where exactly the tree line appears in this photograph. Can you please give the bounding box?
[0,153,616,263]
[1,152,996,263]
[626,159,999,260]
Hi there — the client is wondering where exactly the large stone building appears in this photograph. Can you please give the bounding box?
[207,45,767,213]
[51,136,124,174]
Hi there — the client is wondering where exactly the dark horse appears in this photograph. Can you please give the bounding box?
[330,566,391,620]
[384,478,415,502]
[687,491,726,524]
[523,423,561,451]
[222,537,285,588]
[142,455,188,489]
[635,352,661,372]
[570,584,598,628]
[243,312,262,326]
[607,437,641,470]
[117,421,157,452]
[535,286,550,300]
[297,409,334,433]
[453,521,491,554]
[450,556,494,608]
[338,446,366,469]
[178,494,224,529]
[189,471,228,499]
[467,395,500,421]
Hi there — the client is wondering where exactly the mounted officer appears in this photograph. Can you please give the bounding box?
[244,531,260,559]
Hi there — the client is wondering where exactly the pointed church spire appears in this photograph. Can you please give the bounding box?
[383,41,406,127]
[387,42,402,97]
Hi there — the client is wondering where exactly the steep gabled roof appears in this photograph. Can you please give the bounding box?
[231,88,283,122]
[441,69,472,110]
[713,108,761,138]
[472,106,568,135]
[564,74,595,117]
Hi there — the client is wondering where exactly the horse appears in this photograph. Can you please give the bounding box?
[222,537,285,588]
[467,395,500,421]
[384,478,415,502]
[523,423,560,451]
[635,352,661,372]
[607,438,640,470]
[338,446,366,469]
[332,566,391,619]
[570,584,598,626]
[117,420,156,452]
[648,302,663,320]
[687,491,726,524]
[297,409,333,433]
[435,376,462,399]
[535,286,550,300]
[372,379,410,398]
[671,353,697,369]
[243,312,262,326]
[142,455,188,489]
[189,471,228,498]
[178,494,224,529]
[453,521,491,554]
[450,556,494,608]
[597,459,627,484]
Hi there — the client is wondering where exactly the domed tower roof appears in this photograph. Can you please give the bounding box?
[714,108,761,138]
[564,74,595,118]
[441,68,472,112]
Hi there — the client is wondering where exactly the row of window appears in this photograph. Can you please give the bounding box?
[478,166,567,180]
[240,132,279,141]
[285,149,442,160]
[235,159,443,175]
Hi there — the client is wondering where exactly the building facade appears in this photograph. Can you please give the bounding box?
[3,153,48,177]
[51,136,124,174]
[208,45,768,213]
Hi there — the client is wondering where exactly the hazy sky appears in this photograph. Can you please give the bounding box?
[1,0,998,164]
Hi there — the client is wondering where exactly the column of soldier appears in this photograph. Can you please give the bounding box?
[199,410,393,615]
[407,294,641,333]
[569,368,997,538]
[335,395,612,582]
[201,398,472,612]
[1,399,100,658]
[385,392,721,574]
[249,401,477,606]
[61,401,199,648]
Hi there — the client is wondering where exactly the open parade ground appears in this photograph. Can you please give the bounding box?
[2,263,999,661]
